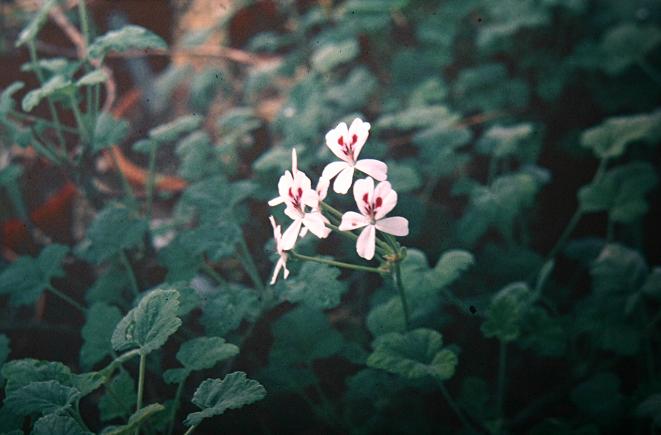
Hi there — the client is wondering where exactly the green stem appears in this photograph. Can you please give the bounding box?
[108,149,137,206]
[320,201,343,220]
[167,376,187,435]
[145,141,157,220]
[27,42,66,147]
[69,93,89,144]
[46,284,86,313]
[120,250,140,297]
[202,263,227,286]
[8,110,78,134]
[135,352,146,435]
[237,234,265,290]
[77,0,90,49]
[497,340,507,419]
[638,58,661,88]
[291,251,385,274]
[438,381,480,434]
[70,404,91,432]
[183,425,197,435]
[393,262,410,329]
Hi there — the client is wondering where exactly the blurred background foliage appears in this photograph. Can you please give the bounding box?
[0,0,660,434]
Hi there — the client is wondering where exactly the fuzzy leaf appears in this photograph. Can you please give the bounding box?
[149,115,203,143]
[0,245,68,306]
[0,82,25,115]
[201,285,260,337]
[99,371,135,422]
[481,282,531,342]
[85,205,147,263]
[636,394,661,427]
[92,112,129,152]
[111,288,182,354]
[4,380,81,416]
[311,39,359,73]
[176,337,239,372]
[21,75,73,112]
[590,244,648,295]
[31,413,92,435]
[185,372,266,426]
[15,0,59,47]
[88,25,166,60]
[80,303,122,370]
[76,69,108,87]
[367,328,458,381]
[580,110,661,159]
[600,24,661,75]
[280,262,348,309]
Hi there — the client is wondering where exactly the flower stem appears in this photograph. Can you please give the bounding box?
[108,149,137,207]
[46,284,86,313]
[166,376,187,435]
[291,251,385,274]
[77,0,90,48]
[135,352,146,435]
[320,201,343,220]
[183,425,197,435]
[8,110,78,134]
[145,141,157,220]
[27,42,66,147]
[393,262,410,329]
[437,381,480,434]
[69,93,89,144]
[120,250,140,297]
[497,340,507,419]
[202,263,227,286]
[238,234,265,290]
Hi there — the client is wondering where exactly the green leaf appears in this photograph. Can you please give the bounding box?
[477,123,539,162]
[578,162,658,223]
[80,303,123,370]
[76,69,108,87]
[570,372,623,422]
[85,205,147,263]
[175,131,216,182]
[21,75,73,112]
[377,105,453,131]
[201,285,260,337]
[85,263,131,305]
[176,337,239,372]
[636,394,661,427]
[4,380,81,416]
[31,413,92,435]
[452,63,529,112]
[149,115,203,143]
[158,236,203,283]
[279,262,348,309]
[599,24,661,75]
[99,371,135,422]
[111,288,182,354]
[101,403,165,435]
[641,267,661,300]
[0,244,68,306]
[481,282,531,342]
[386,161,423,193]
[590,244,648,295]
[0,82,25,115]
[88,25,167,61]
[520,307,567,357]
[580,110,661,159]
[0,334,10,369]
[400,249,474,294]
[367,328,458,381]
[2,359,71,394]
[92,112,129,152]
[15,0,59,47]
[270,306,344,365]
[163,368,188,385]
[311,39,360,73]
[179,220,241,261]
[185,372,266,426]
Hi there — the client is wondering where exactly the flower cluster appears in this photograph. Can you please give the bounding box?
[268,118,409,284]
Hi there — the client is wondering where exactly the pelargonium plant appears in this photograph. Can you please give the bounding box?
[269,118,412,326]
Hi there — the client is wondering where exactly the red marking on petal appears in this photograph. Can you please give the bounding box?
[362,193,369,204]
[338,136,344,146]
[288,187,294,198]
[375,197,382,208]
[298,187,303,197]
[351,134,357,144]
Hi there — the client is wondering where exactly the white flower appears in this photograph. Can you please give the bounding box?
[269,216,289,284]
[322,118,388,194]
[268,149,330,249]
[339,177,409,260]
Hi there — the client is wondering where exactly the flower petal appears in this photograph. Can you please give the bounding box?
[321,161,348,181]
[301,188,319,208]
[316,177,330,201]
[348,118,371,159]
[353,176,374,215]
[325,122,351,163]
[281,219,303,250]
[375,216,409,236]
[270,261,281,285]
[291,148,298,174]
[339,211,370,231]
[356,224,376,260]
[373,181,397,219]
[268,196,284,207]
[333,166,355,194]
[355,159,387,181]
[276,171,294,200]
[302,212,331,239]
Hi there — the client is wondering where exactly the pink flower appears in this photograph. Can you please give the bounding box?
[268,149,330,249]
[339,177,409,260]
[269,216,289,284]
[322,118,388,194]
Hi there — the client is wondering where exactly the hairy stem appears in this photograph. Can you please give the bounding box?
[166,376,187,435]
[291,251,385,274]
[46,284,86,313]
[145,141,157,220]
[238,234,265,290]
[497,340,508,419]
[393,262,410,329]
[438,381,480,434]
[135,352,146,435]
[120,250,140,297]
